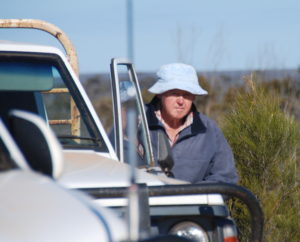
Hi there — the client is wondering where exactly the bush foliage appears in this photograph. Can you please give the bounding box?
[221,76,300,241]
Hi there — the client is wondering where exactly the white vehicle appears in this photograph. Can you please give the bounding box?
[0,112,127,242]
[0,19,263,242]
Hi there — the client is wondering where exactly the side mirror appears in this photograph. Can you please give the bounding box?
[157,130,174,177]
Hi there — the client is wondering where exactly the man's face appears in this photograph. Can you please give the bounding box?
[159,89,195,122]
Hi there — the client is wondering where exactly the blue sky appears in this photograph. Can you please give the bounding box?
[2,0,300,74]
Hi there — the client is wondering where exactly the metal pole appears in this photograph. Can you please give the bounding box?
[127,0,134,62]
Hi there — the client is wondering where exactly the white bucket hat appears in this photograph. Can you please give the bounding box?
[148,63,208,95]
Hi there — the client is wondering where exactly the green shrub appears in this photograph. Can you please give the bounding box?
[222,76,300,241]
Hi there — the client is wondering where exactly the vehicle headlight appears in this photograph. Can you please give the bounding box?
[169,221,209,242]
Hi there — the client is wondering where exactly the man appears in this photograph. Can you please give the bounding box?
[146,63,238,184]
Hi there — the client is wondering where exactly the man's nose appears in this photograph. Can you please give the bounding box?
[177,95,184,104]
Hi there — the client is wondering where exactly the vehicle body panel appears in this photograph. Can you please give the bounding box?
[59,150,188,188]
[0,170,127,242]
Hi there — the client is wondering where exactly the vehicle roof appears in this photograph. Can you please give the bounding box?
[0,40,64,56]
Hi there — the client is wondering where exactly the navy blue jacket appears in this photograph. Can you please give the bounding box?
[146,99,238,184]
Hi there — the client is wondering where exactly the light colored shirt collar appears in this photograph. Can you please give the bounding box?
[154,109,193,145]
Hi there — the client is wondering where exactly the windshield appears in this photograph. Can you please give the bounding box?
[0,52,108,152]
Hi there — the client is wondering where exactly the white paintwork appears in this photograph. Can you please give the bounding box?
[60,150,224,205]
[149,194,224,206]
[0,170,127,242]
[95,194,224,207]
[59,150,187,188]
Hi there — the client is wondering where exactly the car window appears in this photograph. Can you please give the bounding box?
[0,53,108,152]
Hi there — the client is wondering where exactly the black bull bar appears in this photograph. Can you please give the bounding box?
[79,183,263,242]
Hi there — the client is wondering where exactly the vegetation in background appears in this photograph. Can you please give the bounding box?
[221,75,300,241]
